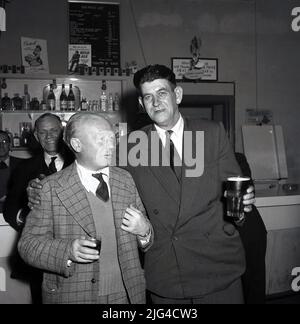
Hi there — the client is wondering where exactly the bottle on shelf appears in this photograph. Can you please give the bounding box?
[47,84,56,111]
[60,84,68,111]
[13,133,21,148]
[12,93,23,110]
[67,84,75,111]
[1,93,11,110]
[80,97,88,111]
[114,93,120,111]
[23,84,31,110]
[100,80,107,112]
[30,97,40,110]
[108,93,114,111]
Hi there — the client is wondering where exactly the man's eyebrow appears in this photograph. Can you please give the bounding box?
[142,87,169,96]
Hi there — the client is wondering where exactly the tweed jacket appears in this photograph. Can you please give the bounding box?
[18,163,150,304]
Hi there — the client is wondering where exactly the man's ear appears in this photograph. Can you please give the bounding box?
[34,131,39,143]
[138,96,144,109]
[174,86,183,105]
[70,138,82,153]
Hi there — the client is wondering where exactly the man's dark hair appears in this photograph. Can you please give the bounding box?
[0,130,10,143]
[34,113,62,132]
[133,64,177,92]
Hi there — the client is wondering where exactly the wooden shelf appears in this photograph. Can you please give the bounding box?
[0,73,131,82]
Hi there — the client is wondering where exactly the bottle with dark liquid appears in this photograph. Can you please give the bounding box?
[67,84,75,111]
[1,93,11,110]
[60,84,68,111]
[47,84,56,111]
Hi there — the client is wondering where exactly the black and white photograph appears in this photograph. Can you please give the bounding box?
[0,0,300,310]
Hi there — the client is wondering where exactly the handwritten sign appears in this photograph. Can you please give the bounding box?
[69,1,120,68]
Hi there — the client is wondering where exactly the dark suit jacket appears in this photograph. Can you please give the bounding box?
[122,118,246,298]
[18,163,150,304]
[235,152,267,304]
[0,156,23,212]
[4,150,74,231]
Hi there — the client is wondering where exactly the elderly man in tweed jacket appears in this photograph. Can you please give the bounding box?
[18,113,153,304]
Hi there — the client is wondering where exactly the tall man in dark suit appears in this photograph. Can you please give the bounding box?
[122,64,255,304]
[18,113,152,304]
[4,113,74,230]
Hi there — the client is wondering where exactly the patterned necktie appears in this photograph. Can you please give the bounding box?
[92,173,109,202]
[0,161,8,169]
[48,156,57,174]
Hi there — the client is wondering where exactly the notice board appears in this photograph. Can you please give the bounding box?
[69,1,120,68]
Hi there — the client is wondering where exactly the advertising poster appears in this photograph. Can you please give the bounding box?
[21,37,49,74]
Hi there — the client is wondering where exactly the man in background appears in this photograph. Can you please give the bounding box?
[4,113,74,230]
[0,130,22,212]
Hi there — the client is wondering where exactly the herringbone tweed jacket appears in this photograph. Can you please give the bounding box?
[18,163,151,304]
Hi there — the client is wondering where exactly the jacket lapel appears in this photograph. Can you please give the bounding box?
[56,163,96,237]
[146,126,181,204]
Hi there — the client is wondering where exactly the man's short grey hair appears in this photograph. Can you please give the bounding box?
[34,113,62,132]
[64,112,110,150]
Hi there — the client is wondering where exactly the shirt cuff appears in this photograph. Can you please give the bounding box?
[137,227,152,246]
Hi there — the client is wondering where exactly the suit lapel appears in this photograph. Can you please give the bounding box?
[56,163,96,237]
[146,126,181,204]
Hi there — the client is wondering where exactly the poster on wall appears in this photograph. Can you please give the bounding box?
[68,44,92,73]
[21,37,49,74]
[69,1,120,68]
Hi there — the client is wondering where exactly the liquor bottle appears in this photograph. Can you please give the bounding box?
[1,93,11,110]
[67,84,75,111]
[100,80,107,112]
[80,97,88,111]
[60,84,68,111]
[13,133,21,148]
[47,84,56,111]
[23,84,31,110]
[108,93,114,111]
[12,93,23,110]
[114,93,120,111]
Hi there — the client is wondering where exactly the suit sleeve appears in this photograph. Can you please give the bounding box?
[18,180,74,278]
[3,164,30,231]
[217,123,241,180]
[133,181,154,252]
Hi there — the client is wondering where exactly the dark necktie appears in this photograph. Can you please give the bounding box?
[48,157,57,174]
[165,130,182,181]
[0,161,8,169]
[92,173,109,202]
[166,130,176,172]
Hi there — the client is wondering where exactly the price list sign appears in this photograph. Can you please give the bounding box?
[69,1,120,68]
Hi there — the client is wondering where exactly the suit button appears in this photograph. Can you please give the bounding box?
[91,278,96,284]
[153,209,159,215]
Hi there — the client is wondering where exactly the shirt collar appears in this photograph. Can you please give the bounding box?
[0,156,10,167]
[154,114,184,138]
[75,160,109,179]
[44,152,62,164]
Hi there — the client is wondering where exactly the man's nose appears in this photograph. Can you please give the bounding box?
[153,95,160,106]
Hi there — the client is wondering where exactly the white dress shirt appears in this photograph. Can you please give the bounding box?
[76,161,110,197]
[44,152,64,172]
[154,114,184,159]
